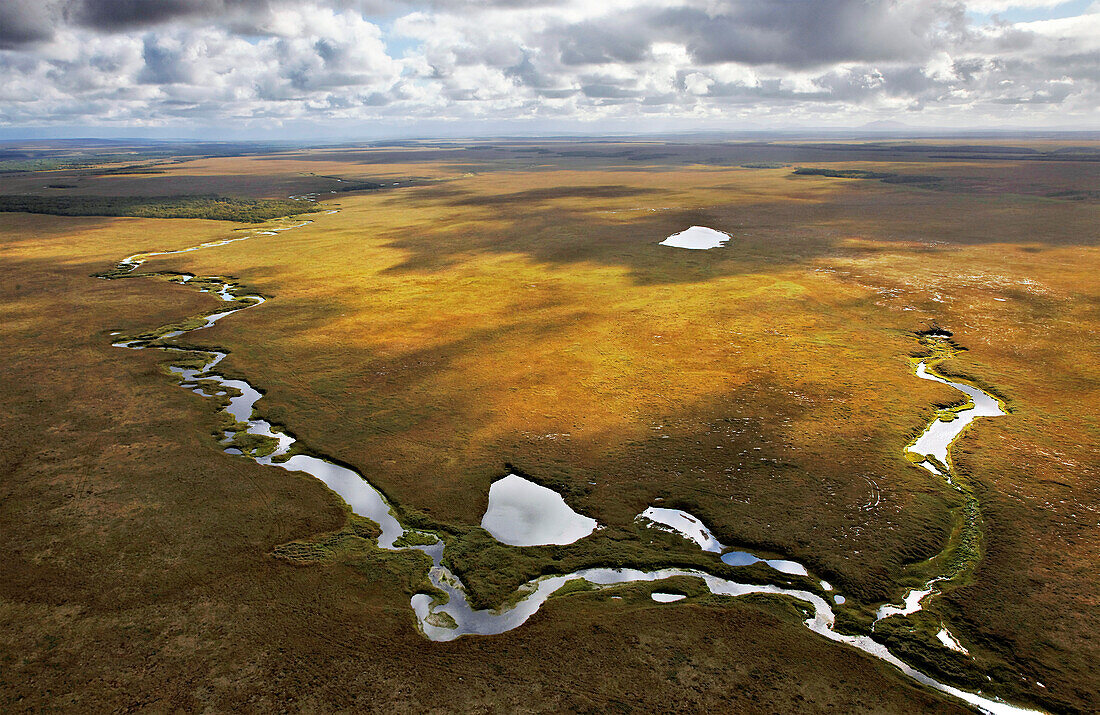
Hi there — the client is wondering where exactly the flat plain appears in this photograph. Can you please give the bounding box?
[2,137,1098,712]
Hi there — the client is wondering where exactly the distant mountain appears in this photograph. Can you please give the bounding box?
[858,120,913,130]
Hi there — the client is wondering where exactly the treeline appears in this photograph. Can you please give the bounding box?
[0,194,319,222]
[792,168,895,180]
[0,152,167,174]
[93,164,169,175]
[1046,189,1100,201]
[793,167,944,187]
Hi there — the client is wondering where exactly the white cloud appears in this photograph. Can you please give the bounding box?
[0,0,1097,131]
[1015,11,1100,49]
[963,0,1071,12]
[923,51,959,82]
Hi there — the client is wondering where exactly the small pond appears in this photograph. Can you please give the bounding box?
[659,226,730,250]
[481,473,598,546]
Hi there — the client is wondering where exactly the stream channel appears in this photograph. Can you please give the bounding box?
[102,217,1039,715]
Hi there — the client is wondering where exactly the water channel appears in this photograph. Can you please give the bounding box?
[102,216,1038,714]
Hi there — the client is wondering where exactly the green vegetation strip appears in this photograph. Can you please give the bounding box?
[793,167,944,187]
[0,194,320,222]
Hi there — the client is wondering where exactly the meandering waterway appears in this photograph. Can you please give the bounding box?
[101,215,1039,715]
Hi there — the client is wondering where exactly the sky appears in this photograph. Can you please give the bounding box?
[1,0,1098,139]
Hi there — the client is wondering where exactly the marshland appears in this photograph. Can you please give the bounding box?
[2,137,1098,713]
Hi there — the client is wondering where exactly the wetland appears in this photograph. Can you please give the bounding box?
[2,137,1098,713]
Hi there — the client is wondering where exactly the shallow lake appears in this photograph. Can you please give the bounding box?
[481,473,598,546]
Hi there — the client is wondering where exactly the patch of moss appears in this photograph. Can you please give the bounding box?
[393,530,440,548]
[272,512,380,564]
[425,611,458,629]
[224,431,279,458]
[269,510,446,603]
[551,578,598,599]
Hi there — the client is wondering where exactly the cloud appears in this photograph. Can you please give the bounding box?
[0,0,1097,131]
[659,0,966,69]
[557,18,653,65]
[0,0,61,48]
[70,0,251,31]
[963,0,1070,12]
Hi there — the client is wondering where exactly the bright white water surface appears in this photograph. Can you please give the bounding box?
[721,546,809,575]
[639,507,724,552]
[481,473,598,546]
[877,584,937,621]
[938,626,970,654]
[659,225,730,250]
[639,507,808,575]
[908,362,1005,469]
[101,217,1040,715]
[651,592,687,602]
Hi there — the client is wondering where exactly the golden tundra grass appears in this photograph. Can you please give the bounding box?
[2,145,1097,712]
[0,189,972,715]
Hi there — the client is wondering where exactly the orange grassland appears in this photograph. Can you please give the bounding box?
[2,142,1098,712]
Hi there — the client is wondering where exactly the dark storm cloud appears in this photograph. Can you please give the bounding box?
[68,0,402,33]
[505,52,573,92]
[0,0,275,45]
[137,36,193,84]
[0,0,968,68]
[420,0,564,6]
[588,0,969,70]
[503,0,969,85]
[558,20,652,65]
[0,0,560,45]
[70,0,244,30]
[0,0,61,47]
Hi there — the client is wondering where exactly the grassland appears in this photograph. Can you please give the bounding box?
[1,138,1098,712]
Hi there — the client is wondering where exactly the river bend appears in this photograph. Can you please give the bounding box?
[101,217,1037,715]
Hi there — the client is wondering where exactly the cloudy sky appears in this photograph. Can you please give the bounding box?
[1,0,1097,138]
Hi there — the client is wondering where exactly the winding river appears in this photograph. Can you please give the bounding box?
[102,215,1039,715]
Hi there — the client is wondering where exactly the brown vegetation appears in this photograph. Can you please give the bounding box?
[2,138,1098,712]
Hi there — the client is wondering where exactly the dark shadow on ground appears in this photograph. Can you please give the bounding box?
[448,185,662,206]
[366,164,1100,286]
